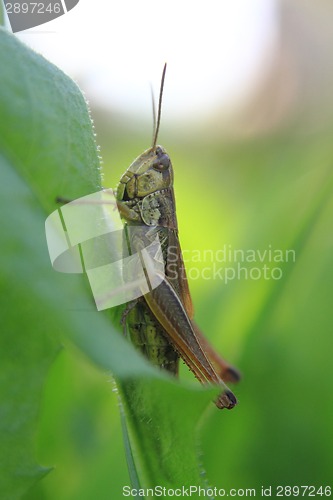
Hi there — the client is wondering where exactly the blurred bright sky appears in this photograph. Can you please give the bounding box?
[13,0,278,122]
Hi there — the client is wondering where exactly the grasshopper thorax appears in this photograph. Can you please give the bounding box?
[116,145,173,202]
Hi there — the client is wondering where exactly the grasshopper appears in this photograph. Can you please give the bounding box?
[115,65,240,409]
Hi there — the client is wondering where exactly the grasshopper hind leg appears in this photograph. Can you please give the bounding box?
[125,299,179,376]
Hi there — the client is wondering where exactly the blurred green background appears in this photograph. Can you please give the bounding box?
[2,0,333,498]
[34,104,333,496]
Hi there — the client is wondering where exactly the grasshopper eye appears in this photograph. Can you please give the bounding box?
[153,155,170,171]
[153,148,170,171]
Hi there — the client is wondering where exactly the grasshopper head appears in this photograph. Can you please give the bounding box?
[116,145,173,201]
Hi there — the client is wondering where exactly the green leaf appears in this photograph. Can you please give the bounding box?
[0,26,101,498]
[0,27,219,498]
[0,153,57,499]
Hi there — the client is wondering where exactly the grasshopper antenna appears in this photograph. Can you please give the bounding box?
[152,63,167,150]
[150,84,157,147]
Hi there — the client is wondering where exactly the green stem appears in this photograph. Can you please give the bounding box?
[117,378,215,497]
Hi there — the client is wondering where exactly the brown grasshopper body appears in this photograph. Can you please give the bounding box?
[53,65,239,409]
[116,144,239,409]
